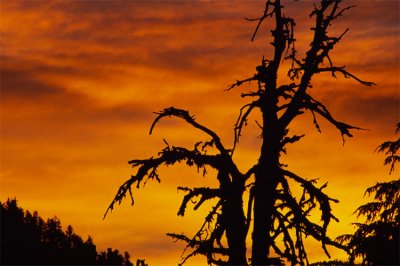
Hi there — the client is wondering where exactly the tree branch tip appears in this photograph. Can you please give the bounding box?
[102,209,111,220]
[245,17,259,22]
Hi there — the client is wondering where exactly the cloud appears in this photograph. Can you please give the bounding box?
[1,66,61,99]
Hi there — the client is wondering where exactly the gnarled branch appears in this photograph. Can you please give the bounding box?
[150,107,229,154]
[177,186,221,216]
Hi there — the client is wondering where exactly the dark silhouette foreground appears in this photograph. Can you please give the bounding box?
[1,198,147,265]
[106,1,374,265]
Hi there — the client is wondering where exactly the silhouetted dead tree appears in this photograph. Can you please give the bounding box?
[106,1,373,265]
[106,107,248,265]
[232,1,373,264]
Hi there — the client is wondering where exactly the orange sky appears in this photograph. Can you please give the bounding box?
[1,1,399,265]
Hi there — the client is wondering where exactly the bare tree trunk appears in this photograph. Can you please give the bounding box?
[219,167,248,265]
[224,181,247,265]
[252,91,282,265]
[250,1,287,263]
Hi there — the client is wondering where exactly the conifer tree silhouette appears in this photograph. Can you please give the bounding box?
[1,198,136,265]
[337,124,400,265]
[106,1,373,265]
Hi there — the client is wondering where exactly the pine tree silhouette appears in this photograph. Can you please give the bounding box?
[337,123,400,265]
[1,198,138,265]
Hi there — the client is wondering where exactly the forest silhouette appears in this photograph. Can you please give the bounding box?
[1,198,148,266]
[105,0,399,265]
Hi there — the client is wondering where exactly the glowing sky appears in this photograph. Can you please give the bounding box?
[1,1,399,265]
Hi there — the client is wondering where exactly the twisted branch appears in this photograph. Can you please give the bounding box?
[150,107,229,154]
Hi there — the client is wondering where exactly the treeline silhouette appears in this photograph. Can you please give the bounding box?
[1,198,147,265]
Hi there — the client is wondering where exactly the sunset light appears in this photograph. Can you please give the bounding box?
[1,1,399,265]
